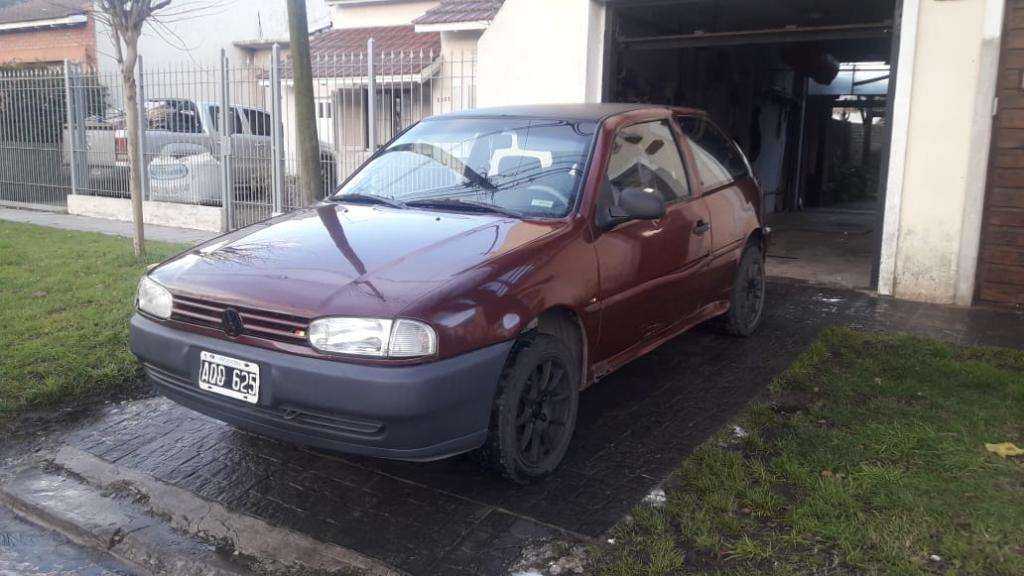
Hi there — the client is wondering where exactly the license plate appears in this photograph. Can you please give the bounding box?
[198,351,260,404]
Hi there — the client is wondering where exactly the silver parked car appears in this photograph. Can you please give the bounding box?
[70,98,337,203]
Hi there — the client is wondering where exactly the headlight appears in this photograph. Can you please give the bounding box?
[308,317,437,358]
[137,276,172,319]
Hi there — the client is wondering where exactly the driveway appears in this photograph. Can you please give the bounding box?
[6,280,1023,575]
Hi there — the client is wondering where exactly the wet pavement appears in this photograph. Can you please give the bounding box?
[0,504,134,575]
[22,280,1024,575]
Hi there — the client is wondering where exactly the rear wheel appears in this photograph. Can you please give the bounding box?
[478,333,579,483]
[720,244,766,336]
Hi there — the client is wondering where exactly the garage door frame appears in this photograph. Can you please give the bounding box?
[600,0,904,292]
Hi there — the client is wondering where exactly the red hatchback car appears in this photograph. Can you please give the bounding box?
[131,104,767,482]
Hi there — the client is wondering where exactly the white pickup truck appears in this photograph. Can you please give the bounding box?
[69,98,336,204]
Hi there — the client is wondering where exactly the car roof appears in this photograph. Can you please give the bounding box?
[431,103,709,122]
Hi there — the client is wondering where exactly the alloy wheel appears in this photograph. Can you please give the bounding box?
[514,358,573,468]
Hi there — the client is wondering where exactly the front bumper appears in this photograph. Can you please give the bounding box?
[129,314,513,460]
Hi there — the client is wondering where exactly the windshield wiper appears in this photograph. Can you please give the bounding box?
[331,192,407,209]
[406,197,522,219]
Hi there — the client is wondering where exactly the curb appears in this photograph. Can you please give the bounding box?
[0,445,408,576]
[0,466,253,576]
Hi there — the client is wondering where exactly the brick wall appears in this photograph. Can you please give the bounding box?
[0,18,95,67]
[978,0,1024,306]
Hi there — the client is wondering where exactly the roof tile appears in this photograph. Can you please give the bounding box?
[413,0,502,26]
[283,26,442,79]
[0,0,87,26]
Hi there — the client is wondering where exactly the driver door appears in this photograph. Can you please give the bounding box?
[592,119,712,367]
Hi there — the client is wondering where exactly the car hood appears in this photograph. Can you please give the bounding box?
[151,203,564,319]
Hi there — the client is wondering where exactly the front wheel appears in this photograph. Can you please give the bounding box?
[719,244,766,336]
[477,333,579,483]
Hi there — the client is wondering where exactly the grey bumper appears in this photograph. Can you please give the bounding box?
[129,314,513,460]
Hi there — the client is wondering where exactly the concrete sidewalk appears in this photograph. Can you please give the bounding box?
[0,207,217,244]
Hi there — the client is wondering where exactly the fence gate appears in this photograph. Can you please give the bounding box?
[0,65,75,210]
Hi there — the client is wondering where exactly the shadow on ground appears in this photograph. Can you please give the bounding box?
[42,281,1024,574]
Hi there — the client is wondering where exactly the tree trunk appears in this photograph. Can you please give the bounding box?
[287,0,322,205]
[122,42,146,259]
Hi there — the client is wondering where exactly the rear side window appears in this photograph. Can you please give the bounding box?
[605,120,690,203]
[208,105,245,135]
[243,109,272,136]
[676,116,749,190]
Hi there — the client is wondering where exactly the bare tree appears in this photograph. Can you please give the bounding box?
[89,1,178,258]
[91,1,217,258]
[287,0,322,205]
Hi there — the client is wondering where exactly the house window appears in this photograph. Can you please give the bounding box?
[318,101,333,119]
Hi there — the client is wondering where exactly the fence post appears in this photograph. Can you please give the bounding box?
[219,49,234,231]
[63,60,79,196]
[271,43,285,215]
[367,38,376,152]
[135,55,150,201]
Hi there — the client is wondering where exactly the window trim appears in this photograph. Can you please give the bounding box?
[605,118,697,208]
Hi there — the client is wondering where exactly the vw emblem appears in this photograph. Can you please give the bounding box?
[221,308,244,337]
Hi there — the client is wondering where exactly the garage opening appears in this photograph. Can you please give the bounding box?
[604,0,899,290]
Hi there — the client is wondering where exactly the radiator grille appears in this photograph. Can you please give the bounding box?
[171,295,309,345]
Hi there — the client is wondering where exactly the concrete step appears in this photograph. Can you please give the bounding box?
[0,465,253,576]
[1,445,405,576]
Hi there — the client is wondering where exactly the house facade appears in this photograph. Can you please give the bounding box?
[0,0,95,68]
[257,0,500,178]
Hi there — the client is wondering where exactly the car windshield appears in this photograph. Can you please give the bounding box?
[334,117,597,218]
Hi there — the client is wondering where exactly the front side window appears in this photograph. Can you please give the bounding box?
[335,117,596,218]
[676,116,749,190]
[605,120,690,204]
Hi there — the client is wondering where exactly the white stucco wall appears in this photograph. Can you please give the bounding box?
[880,0,1002,304]
[476,0,604,107]
[328,0,437,29]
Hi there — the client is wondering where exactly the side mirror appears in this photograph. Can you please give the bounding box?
[599,187,665,229]
[619,188,666,220]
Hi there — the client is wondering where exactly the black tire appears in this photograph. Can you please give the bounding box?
[477,332,580,483]
[720,244,766,337]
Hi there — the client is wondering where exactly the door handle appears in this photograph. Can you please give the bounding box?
[693,220,711,235]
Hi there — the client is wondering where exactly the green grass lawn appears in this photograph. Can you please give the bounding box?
[597,328,1024,576]
[0,221,187,415]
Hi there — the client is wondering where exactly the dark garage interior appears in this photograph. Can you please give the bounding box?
[603,0,898,290]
